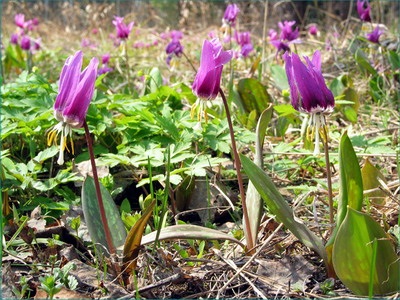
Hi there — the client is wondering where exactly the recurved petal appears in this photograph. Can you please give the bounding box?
[54,51,83,112]
[310,50,321,71]
[291,53,325,112]
[283,52,300,110]
[63,57,99,127]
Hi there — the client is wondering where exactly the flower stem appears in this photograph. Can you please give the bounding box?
[219,88,254,252]
[123,42,132,93]
[83,121,115,256]
[322,122,334,234]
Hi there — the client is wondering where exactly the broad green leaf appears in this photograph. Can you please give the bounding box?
[236,78,271,118]
[140,225,245,248]
[270,64,289,91]
[148,67,163,93]
[245,105,273,247]
[333,207,400,296]
[355,49,378,76]
[361,159,387,204]
[81,176,126,256]
[123,200,156,274]
[240,154,327,264]
[337,131,363,226]
[326,131,364,272]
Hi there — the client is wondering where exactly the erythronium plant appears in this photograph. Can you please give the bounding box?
[48,51,116,256]
[113,16,134,91]
[283,50,335,230]
[192,38,254,251]
[357,0,372,22]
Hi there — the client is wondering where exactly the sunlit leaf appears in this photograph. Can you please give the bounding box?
[333,207,400,296]
[81,176,126,256]
[361,159,387,204]
[241,154,327,264]
[123,200,156,274]
[245,105,273,247]
[140,225,245,248]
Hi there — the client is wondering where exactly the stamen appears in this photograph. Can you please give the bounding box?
[57,127,65,165]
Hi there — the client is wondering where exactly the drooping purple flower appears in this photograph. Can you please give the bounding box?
[192,39,232,100]
[15,14,25,28]
[357,0,371,22]
[170,30,183,41]
[223,4,240,26]
[31,38,41,52]
[166,40,183,55]
[270,39,291,54]
[112,16,134,40]
[283,50,335,154]
[366,26,382,44]
[268,29,279,41]
[98,66,113,75]
[54,51,98,127]
[279,20,299,41]
[32,17,39,26]
[308,25,318,36]
[283,50,334,113]
[20,35,31,50]
[235,31,254,57]
[49,51,99,165]
[101,53,111,65]
[10,33,19,45]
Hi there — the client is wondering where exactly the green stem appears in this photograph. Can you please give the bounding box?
[83,121,115,255]
[182,51,197,73]
[123,42,132,93]
[322,122,334,234]
[219,88,254,251]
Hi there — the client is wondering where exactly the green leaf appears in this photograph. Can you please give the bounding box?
[140,225,245,248]
[240,154,327,263]
[337,131,363,226]
[148,67,163,93]
[81,176,126,256]
[361,159,387,204]
[270,64,289,91]
[245,105,273,246]
[355,49,378,76]
[123,200,156,274]
[333,207,400,296]
[236,78,271,118]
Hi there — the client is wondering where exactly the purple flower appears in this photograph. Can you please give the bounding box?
[357,0,371,22]
[15,14,25,28]
[101,53,111,64]
[32,38,41,52]
[308,25,318,36]
[366,26,382,43]
[223,4,240,26]
[235,31,253,57]
[49,51,99,164]
[10,33,19,45]
[283,50,335,154]
[268,29,279,41]
[112,16,134,40]
[192,39,232,100]
[54,51,98,127]
[283,50,334,113]
[20,35,31,50]
[98,66,113,75]
[270,39,291,54]
[170,30,183,41]
[165,40,184,66]
[279,20,299,41]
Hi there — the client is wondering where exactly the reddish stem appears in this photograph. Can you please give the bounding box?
[219,88,254,252]
[83,121,115,256]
